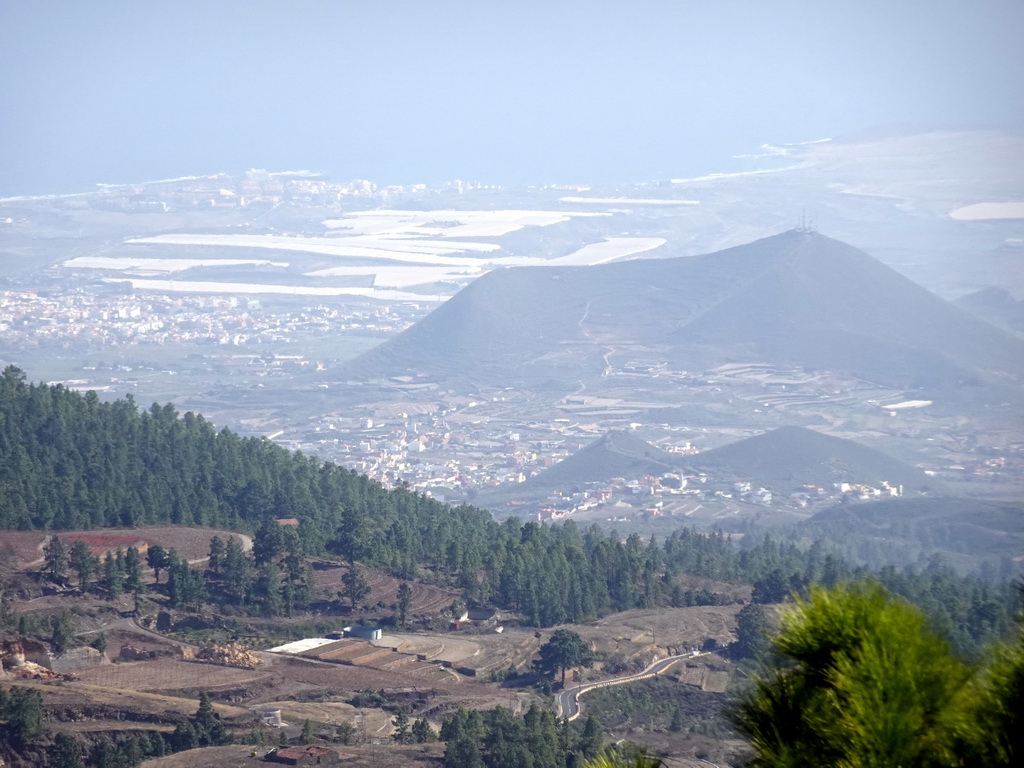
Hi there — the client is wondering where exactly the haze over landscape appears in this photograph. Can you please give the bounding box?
[1,3,1024,768]
[3,1,1024,195]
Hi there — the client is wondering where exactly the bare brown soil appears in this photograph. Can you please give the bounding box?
[312,561,459,616]
[2,525,745,766]
[271,653,467,695]
[74,658,269,692]
[370,626,542,675]
[9,604,746,768]
[0,525,249,569]
[139,742,446,768]
[140,745,280,768]
[584,605,742,655]
[15,677,249,721]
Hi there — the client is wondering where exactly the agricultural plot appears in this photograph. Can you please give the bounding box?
[73,658,268,692]
[267,653,456,692]
[15,677,249,722]
[140,743,447,768]
[576,605,742,659]
[311,561,459,617]
[371,628,542,676]
[0,526,249,570]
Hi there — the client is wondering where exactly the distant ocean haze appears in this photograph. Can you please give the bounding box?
[948,202,1024,220]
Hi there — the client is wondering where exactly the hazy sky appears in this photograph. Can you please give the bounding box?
[2,0,1022,196]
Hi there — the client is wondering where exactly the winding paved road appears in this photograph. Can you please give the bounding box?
[556,652,705,720]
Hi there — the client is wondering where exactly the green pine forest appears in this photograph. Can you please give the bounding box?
[0,366,1018,657]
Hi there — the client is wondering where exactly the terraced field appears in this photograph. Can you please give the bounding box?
[0,526,250,569]
[311,561,459,616]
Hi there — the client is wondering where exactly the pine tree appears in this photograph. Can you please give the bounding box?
[122,734,143,766]
[92,738,126,768]
[69,539,95,589]
[535,629,594,686]
[669,706,684,733]
[250,726,269,748]
[968,605,1024,767]
[5,686,44,748]
[171,721,199,751]
[253,518,285,565]
[334,721,357,745]
[734,602,771,660]
[732,582,977,768]
[48,733,84,768]
[51,611,75,654]
[392,710,412,744]
[411,717,437,743]
[397,581,413,627]
[43,535,68,583]
[255,562,284,616]
[150,734,169,757]
[168,560,207,610]
[523,703,561,768]
[334,504,369,564]
[192,692,228,747]
[341,565,371,611]
[146,544,169,583]
[444,735,484,768]
[123,546,145,594]
[101,551,123,597]
[207,536,225,575]
[222,536,252,605]
[579,715,604,758]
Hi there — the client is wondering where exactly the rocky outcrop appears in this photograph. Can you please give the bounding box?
[181,642,262,669]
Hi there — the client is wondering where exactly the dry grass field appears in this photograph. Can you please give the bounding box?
[578,605,742,660]
[74,658,270,692]
[4,601,747,768]
[311,561,459,616]
[139,742,448,768]
[0,524,746,767]
[15,677,249,722]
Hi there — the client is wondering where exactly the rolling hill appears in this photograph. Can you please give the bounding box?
[479,430,687,507]
[533,430,683,485]
[342,230,1024,396]
[798,496,1024,572]
[681,426,945,494]
[954,286,1024,337]
[481,425,944,511]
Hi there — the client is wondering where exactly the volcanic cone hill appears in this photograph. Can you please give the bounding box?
[477,429,686,507]
[681,425,945,494]
[342,231,1024,397]
[540,430,680,487]
[954,286,1024,335]
[544,429,682,480]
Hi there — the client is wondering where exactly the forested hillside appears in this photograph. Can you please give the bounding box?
[0,366,1017,652]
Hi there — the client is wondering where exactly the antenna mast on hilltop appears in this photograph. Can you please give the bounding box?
[797,208,816,233]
